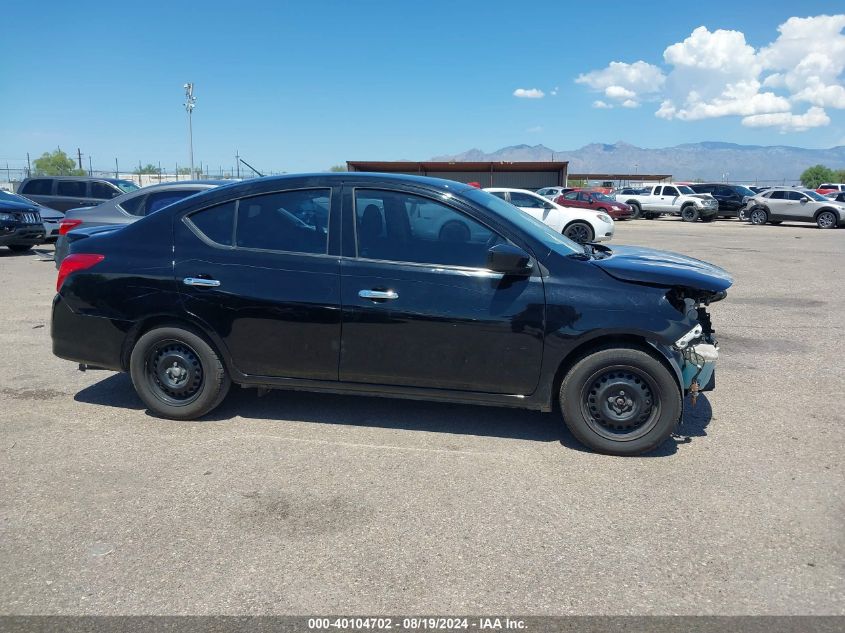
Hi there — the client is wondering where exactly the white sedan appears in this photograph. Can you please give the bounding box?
[484,187,614,243]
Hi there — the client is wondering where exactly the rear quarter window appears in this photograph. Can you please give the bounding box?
[186,201,236,246]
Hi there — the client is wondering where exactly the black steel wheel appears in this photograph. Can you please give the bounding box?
[130,326,230,420]
[563,222,594,244]
[144,340,204,407]
[749,207,768,225]
[559,346,682,455]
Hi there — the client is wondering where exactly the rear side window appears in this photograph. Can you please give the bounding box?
[236,189,330,254]
[145,190,200,215]
[20,179,53,195]
[91,181,121,199]
[120,194,146,216]
[187,201,236,246]
[57,181,86,197]
[768,191,785,200]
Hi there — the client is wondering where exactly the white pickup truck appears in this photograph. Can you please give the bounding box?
[615,184,719,221]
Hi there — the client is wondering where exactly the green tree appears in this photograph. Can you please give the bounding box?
[33,149,85,176]
[800,164,836,188]
[328,164,347,172]
[137,163,160,175]
[176,167,192,175]
[835,169,845,183]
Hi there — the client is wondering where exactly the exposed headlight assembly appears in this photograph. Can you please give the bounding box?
[675,324,703,349]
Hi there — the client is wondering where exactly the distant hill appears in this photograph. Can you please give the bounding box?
[431,142,845,183]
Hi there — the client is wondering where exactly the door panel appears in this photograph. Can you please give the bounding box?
[174,189,341,380]
[340,187,545,394]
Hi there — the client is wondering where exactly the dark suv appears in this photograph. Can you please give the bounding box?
[17,176,140,212]
[689,183,756,219]
[0,192,44,252]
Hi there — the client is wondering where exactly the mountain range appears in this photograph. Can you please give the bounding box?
[430,142,845,183]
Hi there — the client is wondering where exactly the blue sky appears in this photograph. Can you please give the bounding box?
[2,0,844,173]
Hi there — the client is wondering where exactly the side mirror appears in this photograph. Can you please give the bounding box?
[487,243,532,275]
[800,197,808,204]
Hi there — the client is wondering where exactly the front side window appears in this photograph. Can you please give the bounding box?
[236,189,329,254]
[91,182,121,199]
[114,180,140,193]
[187,201,236,246]
[663,186,680,196]
[787,191,808,201]
[57,181,86,197]
[354,189,498,268]
[20,179,52,195]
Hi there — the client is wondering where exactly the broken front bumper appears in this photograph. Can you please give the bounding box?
[681,343,719,393]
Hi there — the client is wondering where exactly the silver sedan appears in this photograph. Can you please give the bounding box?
[55,180,228,266]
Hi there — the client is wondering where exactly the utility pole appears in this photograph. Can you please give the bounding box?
[88,156,93,176]
[26,152,31,177]
[183,83,196,178]
[77,148,83,171]
[115,158,119,178]
[236,151,240,179]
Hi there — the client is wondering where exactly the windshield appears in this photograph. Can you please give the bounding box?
[677,185,696,194]
[735,185,755,197]
[803,190,828,201]
[114,180,140,193]
[463,189,582,256]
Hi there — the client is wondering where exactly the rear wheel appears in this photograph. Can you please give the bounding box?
[7,244,33,253]
[817,211,837,229]
[628,202,642,219]
[130,326,230,420]
[769,221,782,225]
[559,346,682,455]
[681,205,699,222]
[749,207,768,225]
[563,222,594,243]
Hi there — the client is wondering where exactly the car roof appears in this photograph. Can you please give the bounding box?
[483,187,541,194]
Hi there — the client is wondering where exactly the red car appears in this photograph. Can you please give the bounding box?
[554,189,634,220]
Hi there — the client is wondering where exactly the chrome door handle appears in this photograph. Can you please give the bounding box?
[358,289,398,300]
[183,277,221,288]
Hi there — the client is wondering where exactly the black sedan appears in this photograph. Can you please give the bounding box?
[52,173,732,455]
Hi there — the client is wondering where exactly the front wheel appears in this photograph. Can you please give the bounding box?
[817,211,837,229]
[738,208,749,221]
[7,244,34,253]
[559,347,682,455]
[628,202,642,219]
[749,207,768,225]
[681,206,699,222]
[563,221,594,243]
[130,326,231,420]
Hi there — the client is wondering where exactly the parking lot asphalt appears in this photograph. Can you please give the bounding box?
[0,217,843,615]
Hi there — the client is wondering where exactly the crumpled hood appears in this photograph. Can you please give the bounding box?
[591,245,732,293]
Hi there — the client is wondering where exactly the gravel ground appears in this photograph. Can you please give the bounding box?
[0,217,842,615]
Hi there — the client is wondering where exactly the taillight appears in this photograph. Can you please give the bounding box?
[58,218,83,235]
[56,254,105,292]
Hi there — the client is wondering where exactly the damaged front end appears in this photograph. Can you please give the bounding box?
[667,287,727,403]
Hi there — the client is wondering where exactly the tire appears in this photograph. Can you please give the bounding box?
[738,208,748,221]
[700,216,715,222]
[769,221,782,225]
[129,326,231,420]
[749,207,768,225]
[559,346,682,456]
[816,211,837,229]
[7,244,34,253]
[627,202,642,219]
[563,221,594,243]
[643,212,654,220]
[681,205,699,222]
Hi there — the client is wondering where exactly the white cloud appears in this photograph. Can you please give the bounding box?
[513,88,545,99]
[575,14,845,132]
[550,86,559,96]
[592,100,613,109]
[575,61,665,106]
[742,106,831,132]
[526,125,543,133]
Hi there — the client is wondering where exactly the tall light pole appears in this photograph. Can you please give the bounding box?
[183,83,196,178]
